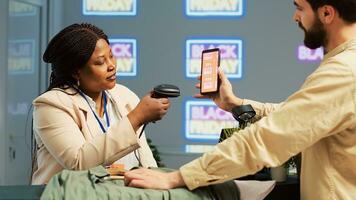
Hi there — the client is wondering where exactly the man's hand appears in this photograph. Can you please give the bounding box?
[124,168,186,189]
[195,69,243,112]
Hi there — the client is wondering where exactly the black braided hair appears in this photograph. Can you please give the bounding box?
[43,23,109,91]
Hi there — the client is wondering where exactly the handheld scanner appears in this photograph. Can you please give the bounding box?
[152,84,180,98]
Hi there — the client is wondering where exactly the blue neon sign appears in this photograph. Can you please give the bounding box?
[185,39,243,79]
[109,39,137,77]
[184,100,238,140]
[82,0,137,16]
[185,0,244,17]
[8,40,35,75]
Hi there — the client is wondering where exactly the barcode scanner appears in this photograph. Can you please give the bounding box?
[152,84,180,98]
[138,84,180,138]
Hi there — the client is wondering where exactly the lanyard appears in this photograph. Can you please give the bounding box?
[78,90,110,133]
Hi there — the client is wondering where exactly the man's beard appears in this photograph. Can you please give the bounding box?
[299,16,327,49]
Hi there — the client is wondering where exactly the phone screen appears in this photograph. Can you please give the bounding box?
[200,48,220,94]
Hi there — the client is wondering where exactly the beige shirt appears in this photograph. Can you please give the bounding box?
[32,84,157,184]
[180,39,356,200]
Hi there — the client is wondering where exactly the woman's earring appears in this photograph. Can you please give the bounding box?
[77,79,80,87]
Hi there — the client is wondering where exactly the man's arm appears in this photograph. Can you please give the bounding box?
[125,61,355,190]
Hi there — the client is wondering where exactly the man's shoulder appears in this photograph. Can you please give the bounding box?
[324,44,356,71]
[318,50,356,75]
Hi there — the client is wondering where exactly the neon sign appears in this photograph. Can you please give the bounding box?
[184,100,239,140]
[82,0,137,16]
[8,40,35,74]
[185,0,244,17]
[297,45,324,62]
[186,39,243,79]
[185,144,215,153]
[9,1,36,16]
[109,39,137,77]
[7,102,30,116]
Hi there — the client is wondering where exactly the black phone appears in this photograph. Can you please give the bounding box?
[200,48,220,95]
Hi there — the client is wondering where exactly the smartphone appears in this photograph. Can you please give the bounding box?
[200,48,220,95]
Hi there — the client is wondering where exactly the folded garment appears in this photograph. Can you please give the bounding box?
[41,166,240,200]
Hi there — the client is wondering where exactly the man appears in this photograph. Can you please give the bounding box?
[125,0,356,199]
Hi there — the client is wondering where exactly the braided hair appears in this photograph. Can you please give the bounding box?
[43,23,109,91]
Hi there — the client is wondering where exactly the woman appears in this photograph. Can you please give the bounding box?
[31,23,170,184]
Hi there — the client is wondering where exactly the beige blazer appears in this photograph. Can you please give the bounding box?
[32,84,157,185]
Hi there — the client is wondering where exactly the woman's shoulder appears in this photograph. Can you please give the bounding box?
[33,87,77,107]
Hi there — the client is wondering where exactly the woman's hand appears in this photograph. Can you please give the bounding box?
[195,69,243,112]
[128,92,171,131]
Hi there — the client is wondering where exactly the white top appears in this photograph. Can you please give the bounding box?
[82,91,139,170]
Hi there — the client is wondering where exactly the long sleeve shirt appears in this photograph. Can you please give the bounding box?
[180,39,356,200]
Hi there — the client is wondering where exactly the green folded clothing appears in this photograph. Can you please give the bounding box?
[41,166,240,200]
